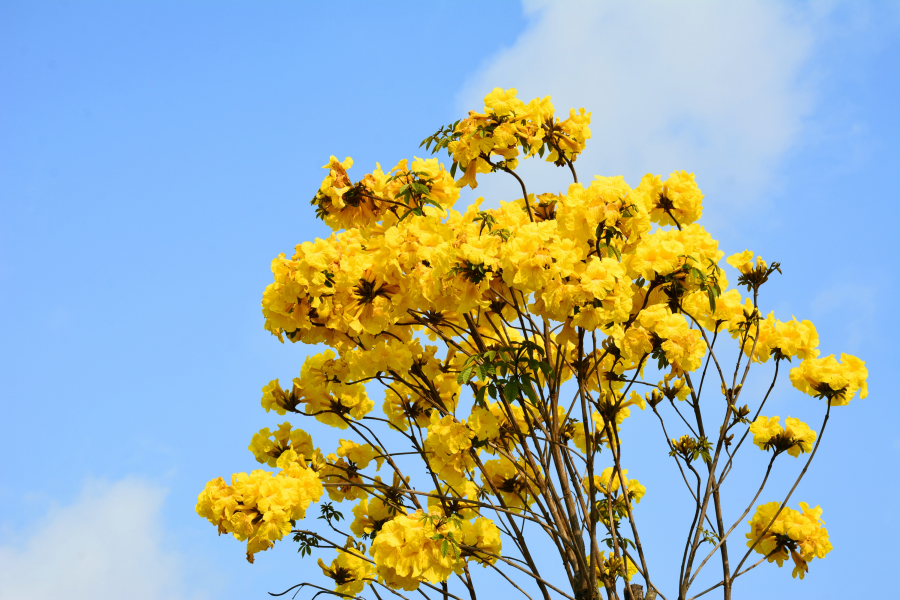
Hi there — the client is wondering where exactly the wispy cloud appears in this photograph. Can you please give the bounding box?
[0,479,204,600]
[457,0,827,214]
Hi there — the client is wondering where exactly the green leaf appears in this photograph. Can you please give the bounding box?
[396,209,416,223]
[503,380,518,404]
[475,385,488,407]
[458,365,474,384]
[525,341,545,357]
[538,361,553,378]
[521,382,539,405]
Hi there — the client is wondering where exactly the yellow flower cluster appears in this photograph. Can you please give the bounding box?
[481,456,541,512]
[748,416,817,457]
[312,156,459,231]
[790,353,868,405]
[427,480,482,520]
[448,88,589,189]
[351,496,395,538]
[261,146,723,376]
[248,422,320,468]
[634,171,705,228]
[423,412,476,488]
[360,339,462,431]
[316,439,384,504]
[583,467,646,504]
[726,249,767,275]
[591,550,639,584]
[336,438,383,470]
[472,401,536,453]
[570,392,645,453]
[722,309,820,364]
[318,545,375,596]
[260,351,374,429]
[746,502,832,579]
[369,510,501,590]
[196,450,323,562]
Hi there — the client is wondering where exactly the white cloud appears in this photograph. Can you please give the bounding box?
[457,0,826,215]
[0,479,202,600]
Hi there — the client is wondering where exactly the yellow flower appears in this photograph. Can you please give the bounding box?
[350,496,394,538]
[580,256,625,302]
[459,517,502,566]
[772,317,819,360]
[584,467,645,504]
[319,546,375,595]
[483,87,526,117]
[336,439,383,470]
[782,418,817,457]
[590,551,639,583]
[654,313,706,373]
[196,462,323,562]
[427,480,482,520]
[726,249,767,276]
[481,457,539,512]
[423,412,476,488]
[789,353,868,405]
[547,107,591,163]
[682,288,743,332]
[320,455,368,503]
[369,510,460,586]
[628,233,683,281]
[749,416,817,457]
[467,405,500,441]
[642,170,704,226]
[746,501,832,579]
[248,422,318,468]
[749,416,782,448]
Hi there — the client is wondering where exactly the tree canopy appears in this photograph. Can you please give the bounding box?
[197,88,867,600]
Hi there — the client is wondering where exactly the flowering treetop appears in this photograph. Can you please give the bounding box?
[197,88,867,600]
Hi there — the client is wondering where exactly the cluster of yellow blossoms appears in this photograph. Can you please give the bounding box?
[196,449,323,562]
[591,551,639,587]
[749,416,817,458]
[584,467,646,505]
[197,88,868,597]
[746,502,832,579]
[315,511,499,596]
[790,353,868,406]
[370,511,502,590]
[318,545,375,596]
[446,88,590,188]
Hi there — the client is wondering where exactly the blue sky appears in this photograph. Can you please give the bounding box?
[0,1,897,599]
